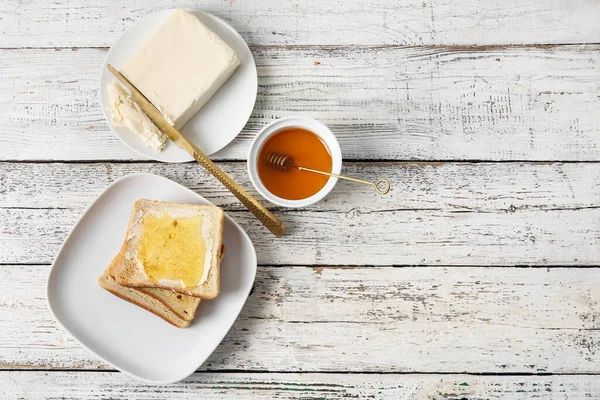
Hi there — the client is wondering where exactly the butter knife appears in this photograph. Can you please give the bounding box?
[107,64,286,237]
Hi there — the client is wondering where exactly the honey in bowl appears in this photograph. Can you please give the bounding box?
[257,127,333,200]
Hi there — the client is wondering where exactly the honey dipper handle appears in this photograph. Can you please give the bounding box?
[297,166,391,195]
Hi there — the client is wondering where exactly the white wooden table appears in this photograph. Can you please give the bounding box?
[2,1,600,398]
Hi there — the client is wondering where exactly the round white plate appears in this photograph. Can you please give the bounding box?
[99,10,257,162]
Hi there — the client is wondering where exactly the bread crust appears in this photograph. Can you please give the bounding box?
[98,270,190,328]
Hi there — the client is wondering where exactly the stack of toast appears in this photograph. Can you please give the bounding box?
[98,199,225,328]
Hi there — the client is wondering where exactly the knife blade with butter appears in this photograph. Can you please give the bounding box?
[107,64,285,237]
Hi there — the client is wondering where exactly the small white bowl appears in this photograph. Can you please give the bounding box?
[247,116,342,208]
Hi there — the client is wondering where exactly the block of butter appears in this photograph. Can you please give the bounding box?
[121,9,240,129]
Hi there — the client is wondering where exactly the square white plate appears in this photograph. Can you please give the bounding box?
[46,173,257,384]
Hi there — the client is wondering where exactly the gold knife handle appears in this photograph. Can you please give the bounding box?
[188,145,286,237]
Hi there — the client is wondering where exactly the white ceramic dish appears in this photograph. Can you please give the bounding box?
[99,9,258,162]
[247,116,342,208]
[46,173,257,384]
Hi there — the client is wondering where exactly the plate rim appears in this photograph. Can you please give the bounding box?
[99,9,258,163]
[45,172,257,384]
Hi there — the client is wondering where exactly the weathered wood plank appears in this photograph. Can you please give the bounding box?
[2,46,600,161]
[2,265,600,372]
[2,371,600,399]
[2,162,600,265]
[10,206,600,265]
[3,161,600,212]
[2,0,599,47]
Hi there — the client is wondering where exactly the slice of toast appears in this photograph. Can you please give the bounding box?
[99,267,191,328]
[99,245,226,328]
[112,199,224,299]
[99,251,190,328]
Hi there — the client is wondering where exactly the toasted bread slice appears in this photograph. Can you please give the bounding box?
[99,245,226,328]
[99,257,190,328]
[112,199,224,298]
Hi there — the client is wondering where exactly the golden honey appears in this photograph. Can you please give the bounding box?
[137,213,206,287]
[257,127,333,200]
